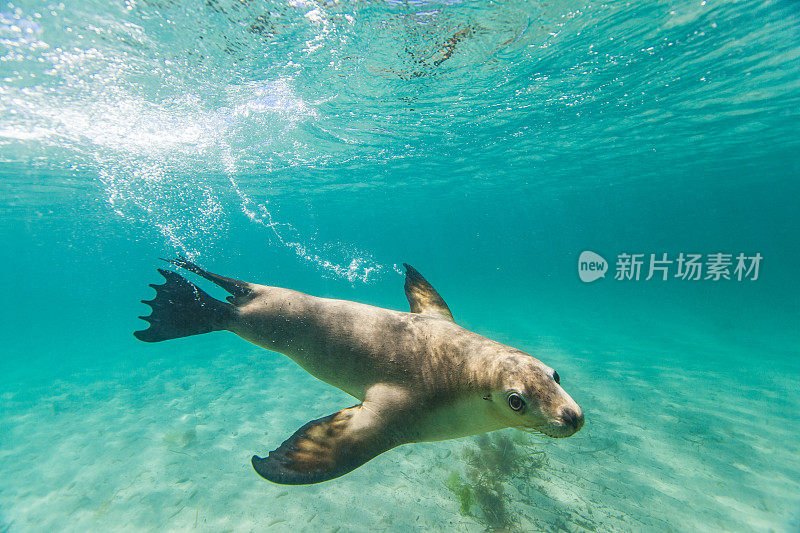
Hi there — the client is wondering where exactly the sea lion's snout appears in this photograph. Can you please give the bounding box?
[538,399,584,438]
[557,405,584,433]
[491,352,585,439]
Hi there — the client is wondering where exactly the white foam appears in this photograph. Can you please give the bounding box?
[1,17,389,281]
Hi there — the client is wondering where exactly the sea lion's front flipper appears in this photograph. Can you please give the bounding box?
[252,385,410,485]
[251,405,399,485]
[403,263,454,322]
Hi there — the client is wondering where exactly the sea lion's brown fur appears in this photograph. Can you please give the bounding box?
[135,260,583,484]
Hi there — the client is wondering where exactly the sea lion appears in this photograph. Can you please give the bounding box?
[135,259,584,485]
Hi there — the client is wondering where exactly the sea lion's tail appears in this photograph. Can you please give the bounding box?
[134,268,235,343]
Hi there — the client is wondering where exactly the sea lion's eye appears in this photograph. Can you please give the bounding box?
[553,371,560,385]
[507,392,525,412]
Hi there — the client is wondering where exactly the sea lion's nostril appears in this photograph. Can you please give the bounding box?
[560,407,584,430]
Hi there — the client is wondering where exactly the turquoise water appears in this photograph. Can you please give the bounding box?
[1,0,799,530]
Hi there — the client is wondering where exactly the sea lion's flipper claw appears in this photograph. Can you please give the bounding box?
[252,404,398,485]
[402,263,454,322]
[162,257,254,302]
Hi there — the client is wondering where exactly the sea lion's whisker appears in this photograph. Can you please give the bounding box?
[516,426,560,438]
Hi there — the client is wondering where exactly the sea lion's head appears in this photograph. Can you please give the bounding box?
[486,351,584,438]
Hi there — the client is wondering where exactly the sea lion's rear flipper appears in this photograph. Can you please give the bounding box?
[403,263,454,322]
[251,402,401,485]
[134,269,235,343]
[162,258,254,304]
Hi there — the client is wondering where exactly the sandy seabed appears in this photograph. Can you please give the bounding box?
[1,333,798,532]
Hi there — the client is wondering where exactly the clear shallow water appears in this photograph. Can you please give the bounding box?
[1,0,799,531]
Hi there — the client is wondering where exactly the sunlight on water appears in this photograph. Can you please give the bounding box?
[0,3,397,280]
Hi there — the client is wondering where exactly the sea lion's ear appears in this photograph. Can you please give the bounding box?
[251,405,397,485]
[402,263,455,322]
